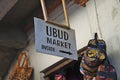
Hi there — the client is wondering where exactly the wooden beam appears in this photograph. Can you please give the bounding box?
[44,59,73,76]
[40,0,48,21]
[62,0,70,28]
[41,46,87,77]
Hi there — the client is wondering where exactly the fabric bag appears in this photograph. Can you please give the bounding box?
[8,51,33,80]
[96,59,117,80]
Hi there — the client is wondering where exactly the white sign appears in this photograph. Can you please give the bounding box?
[34,17,78,60]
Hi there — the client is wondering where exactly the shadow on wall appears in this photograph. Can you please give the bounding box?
[0,46,19,79]
[107,34,120,80]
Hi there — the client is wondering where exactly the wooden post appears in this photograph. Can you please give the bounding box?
[40,0,70,29]
[40,0,48,21]
[62,0,70,28]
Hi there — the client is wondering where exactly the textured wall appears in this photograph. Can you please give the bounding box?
[94,0,120,79]
[26,0,120,80]
[0,25,28,79]
[0,26,28,48]
[0,46,18,79]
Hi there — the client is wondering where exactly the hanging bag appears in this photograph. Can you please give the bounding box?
[8,51,33,80]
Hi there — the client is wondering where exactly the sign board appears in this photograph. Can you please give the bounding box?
[34,17,78,60]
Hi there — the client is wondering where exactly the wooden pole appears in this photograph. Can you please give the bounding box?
[40,0,48,21]
[40,0,70,29]
[62,0,70,28]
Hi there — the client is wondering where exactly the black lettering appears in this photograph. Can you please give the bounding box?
[47,37,52,44]
[41,45,55,52]
[64,31,69,40]
[46,37,71,49]
[53,28,57,37]
[46,26,52,36]
[68,43,71,49]
[42,45,47,49]
[57,40,60,46]
[64,42,71,49]
[46,26,69,41]
[60,41,65,47]
[53,39,56,45]
[58,30,63,39]
[65,42,68,48]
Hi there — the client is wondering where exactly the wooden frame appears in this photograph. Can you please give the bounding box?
[40,0,70,29]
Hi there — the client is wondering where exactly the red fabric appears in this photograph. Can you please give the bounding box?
[55,74,66,80]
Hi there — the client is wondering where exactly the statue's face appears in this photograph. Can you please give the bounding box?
[84,47,106,67]
[87,48,105,60]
